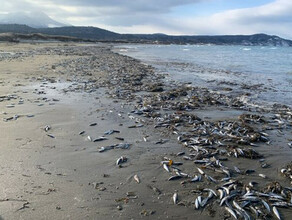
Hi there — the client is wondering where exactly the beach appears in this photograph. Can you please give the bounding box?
[0,42,292,220]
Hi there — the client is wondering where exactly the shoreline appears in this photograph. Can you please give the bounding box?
[0,42,292,219]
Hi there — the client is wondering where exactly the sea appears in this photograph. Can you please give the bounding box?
[115,44,292,108]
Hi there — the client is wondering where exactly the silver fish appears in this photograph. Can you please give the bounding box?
[116,156,127,166]
[134,174,140,183]
[44,125,51,132]
[163,164,170,172]
[261,199,270,213]
[168,175,182,181]
[234,166,241,173]
[191,175,201,182]
[195,197,200,209]
[204,188,217,197]
[218,189,225,200]
[225,207,237,219]
[173,192,178,204]
[197,167,205,175]
[272,206,281,220]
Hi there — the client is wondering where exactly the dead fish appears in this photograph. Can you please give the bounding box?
[44,125,51,132]
[104,130,120,135]
[128,124,144,128]
[225,207,237,219]
[191,175,201,182]
[272,206,281,220]
[168,175,182,181]
[218,189,225,200]
[115,143,131,149]
[46,134,55,138]
[116,156,127,166]
[3,117,13,122]
[272,202,291,208]
[197,167,205,175]
[248,181,258,187]
[195,197,200,209]
[260,200,270,212]
[115,137,125,141]
[204,188,217,197]
[173,192,178,204]
[163,164,170,172]
[221,177,231,182]
[261,163,270,168]
[176,152,185,156]
[280,169,287,174]
[79,131,85,135]
[155,139,169,144]
[259,173,267,178]
[134,174,140,183]
[206,175,218,183]
[93,136,108,142]
[98,145,114,153]
[234,166,241,173]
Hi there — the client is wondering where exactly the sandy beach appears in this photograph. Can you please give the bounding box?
[0,42,292,220]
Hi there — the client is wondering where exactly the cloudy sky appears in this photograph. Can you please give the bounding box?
[1,0,292,39]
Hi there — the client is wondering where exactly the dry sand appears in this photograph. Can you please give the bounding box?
[0,42,292,220]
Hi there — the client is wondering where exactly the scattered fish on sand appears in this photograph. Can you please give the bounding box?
[133,174,140,183]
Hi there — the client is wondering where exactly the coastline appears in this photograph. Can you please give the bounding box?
[0,42,292,219]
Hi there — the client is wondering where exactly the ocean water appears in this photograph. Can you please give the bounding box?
[116,44,292,108]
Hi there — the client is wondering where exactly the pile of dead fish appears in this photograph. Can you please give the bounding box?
[163,156,292,219]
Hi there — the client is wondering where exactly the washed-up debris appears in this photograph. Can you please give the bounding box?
[147,185,162,195]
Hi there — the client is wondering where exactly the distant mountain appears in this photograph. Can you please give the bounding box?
[0,11,66,28]
[0,23,291,46]
[39,26,120,40]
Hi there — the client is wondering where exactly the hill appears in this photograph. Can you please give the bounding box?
[0,24,291,46]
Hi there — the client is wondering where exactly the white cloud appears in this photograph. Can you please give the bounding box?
[164,0,292,38]
[0,0,291,39]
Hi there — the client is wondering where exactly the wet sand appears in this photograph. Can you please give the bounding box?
[0,42,292,219]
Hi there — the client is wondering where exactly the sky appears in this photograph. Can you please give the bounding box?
[0,0,292,39]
